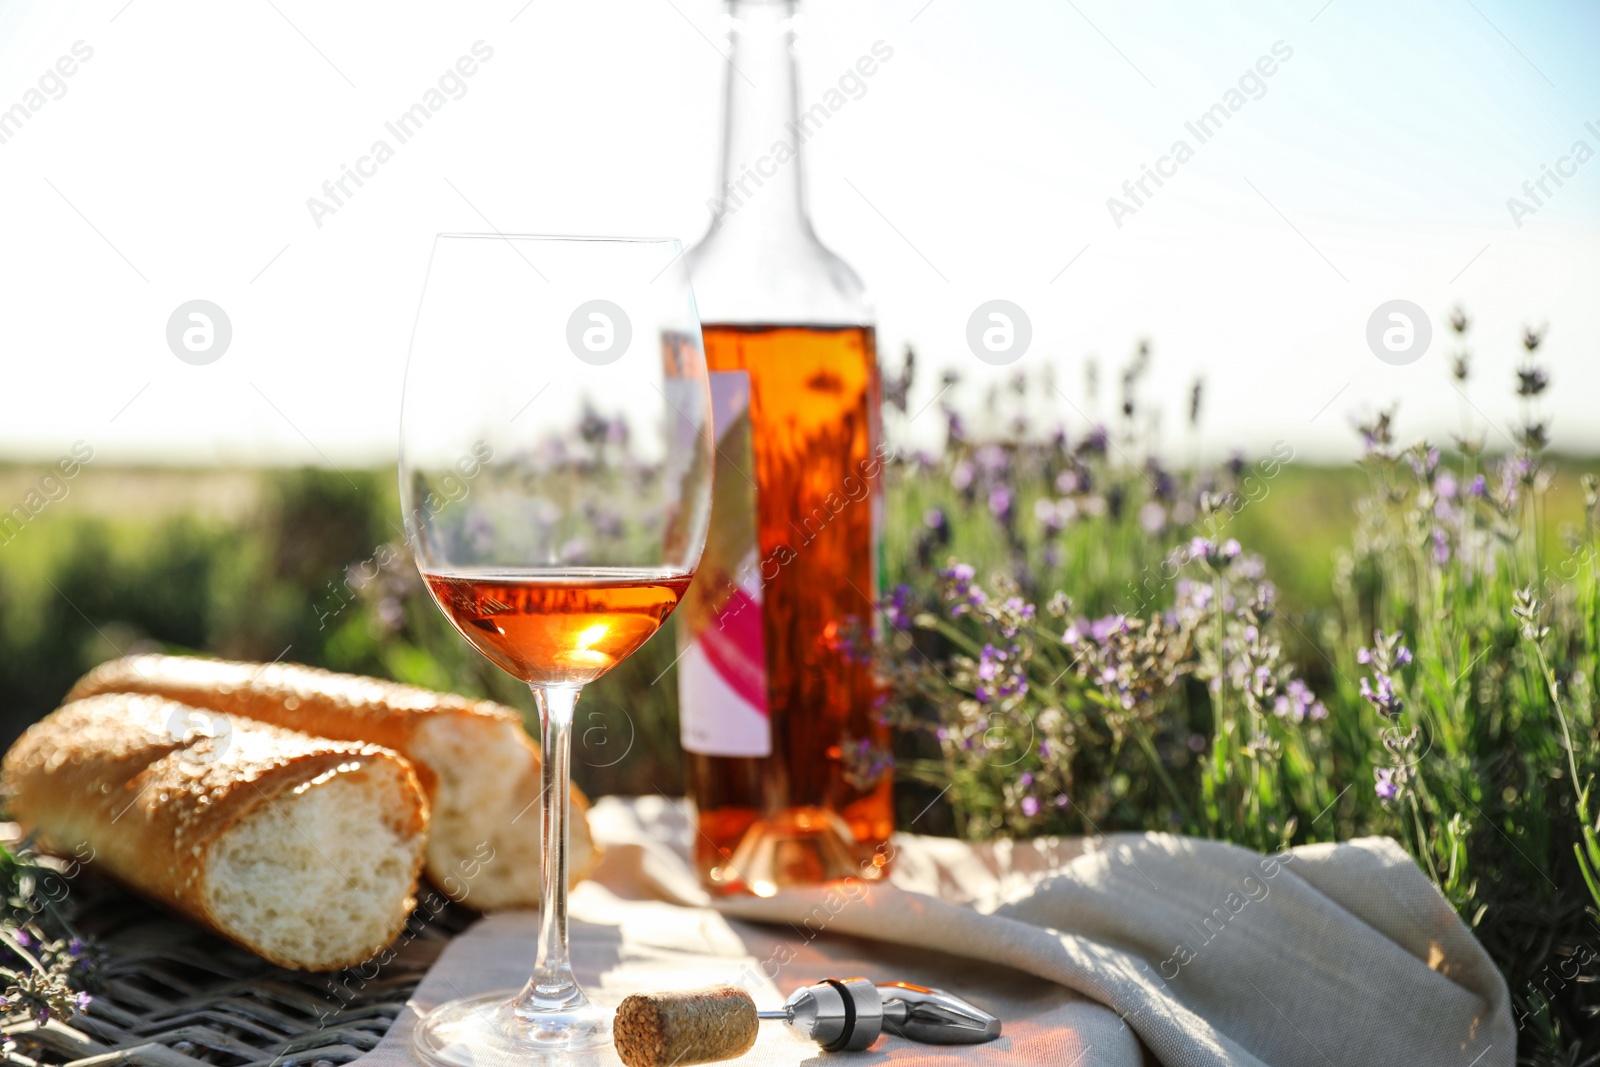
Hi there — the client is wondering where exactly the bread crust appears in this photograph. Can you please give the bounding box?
[67,655,595,908]
[1,693,429,971]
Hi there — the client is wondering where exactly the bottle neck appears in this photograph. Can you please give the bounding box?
[691,0,869,325]
[709,0,811,242]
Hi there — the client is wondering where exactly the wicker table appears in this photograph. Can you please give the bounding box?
[3,856,471,1067]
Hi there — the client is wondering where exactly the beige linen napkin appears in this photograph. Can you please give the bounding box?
[360,796,1511,1066]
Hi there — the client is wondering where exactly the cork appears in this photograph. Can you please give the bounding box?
[614,985,760,1067]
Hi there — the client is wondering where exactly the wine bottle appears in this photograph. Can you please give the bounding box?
[678,0,893,895]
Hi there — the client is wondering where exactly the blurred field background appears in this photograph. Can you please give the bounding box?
[1,453,1591,801]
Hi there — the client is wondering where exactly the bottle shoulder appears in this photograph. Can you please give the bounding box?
[687,221,871,325]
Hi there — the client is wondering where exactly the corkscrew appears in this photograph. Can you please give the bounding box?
[614,978,1001,1067]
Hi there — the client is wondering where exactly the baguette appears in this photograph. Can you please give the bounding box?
[67,654,595,910]
[1,693,429,971]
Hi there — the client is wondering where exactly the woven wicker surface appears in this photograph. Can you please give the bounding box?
[3,857,472,1067]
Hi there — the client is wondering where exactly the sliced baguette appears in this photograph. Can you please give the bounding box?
[66,654,594,910]
[1,693,429,971]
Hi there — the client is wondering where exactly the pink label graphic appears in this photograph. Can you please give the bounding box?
[698,587,766,712]
[678,371,772,758]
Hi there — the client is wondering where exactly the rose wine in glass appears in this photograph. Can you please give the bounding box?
[401,234,713,1059]
[425,570,694,686]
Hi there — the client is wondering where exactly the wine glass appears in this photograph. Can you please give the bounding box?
[399,234,714,1058]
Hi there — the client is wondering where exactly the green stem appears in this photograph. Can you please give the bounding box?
[1529,640,1584,798]
[1133,727,1193,827]
[1408,791,1440,885]
[930,619,987,659]
[0,927,44,974]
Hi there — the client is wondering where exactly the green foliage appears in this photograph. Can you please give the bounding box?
[880,432,1334,854]
[877,335,1600,1064]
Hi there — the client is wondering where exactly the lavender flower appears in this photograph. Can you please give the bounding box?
[987,485,1014,525]
[944,408,967,445]
[940,562,987,616]
[1146,459,1177,501]
[1186,537,1241,568]
[1430,528,1451,566]
[975,444,1010,474]
[976,645,1000,683]
[1407,447,1440,480]
[3,968,87,1027]
[998,597,1036,640]
[1354,407,1396,454]
[1516,365,1549,397]
[1518,421,1549,451]
[1273,678,1327,723]
[1035,497,1063,535]
[1513,588,1548,641]
[1359,673,1402,717]
[1358,633,1410,718]
[840,735,893,791]
[972,642,1027,703]
[888,585,915,631]
[1173,579,1214,627]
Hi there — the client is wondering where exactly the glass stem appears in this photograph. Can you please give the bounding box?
[514,683,588,1017]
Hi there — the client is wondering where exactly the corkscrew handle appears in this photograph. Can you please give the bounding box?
[768,978,1001,1048]
[875,981,1004,1044]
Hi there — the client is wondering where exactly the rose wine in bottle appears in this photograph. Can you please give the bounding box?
[679,0,893,895]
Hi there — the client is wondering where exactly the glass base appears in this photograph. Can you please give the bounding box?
[413,989,611,1065]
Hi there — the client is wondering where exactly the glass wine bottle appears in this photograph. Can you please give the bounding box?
[679,0,894,895]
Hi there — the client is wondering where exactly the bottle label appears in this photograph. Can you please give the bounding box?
[678,370,772,758]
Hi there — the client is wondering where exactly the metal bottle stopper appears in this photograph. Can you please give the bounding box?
[757,977,1002,1051]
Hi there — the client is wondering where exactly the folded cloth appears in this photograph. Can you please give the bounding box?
[365,797,1511,1067]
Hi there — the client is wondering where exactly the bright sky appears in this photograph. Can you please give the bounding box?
[1,0,1597,467]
